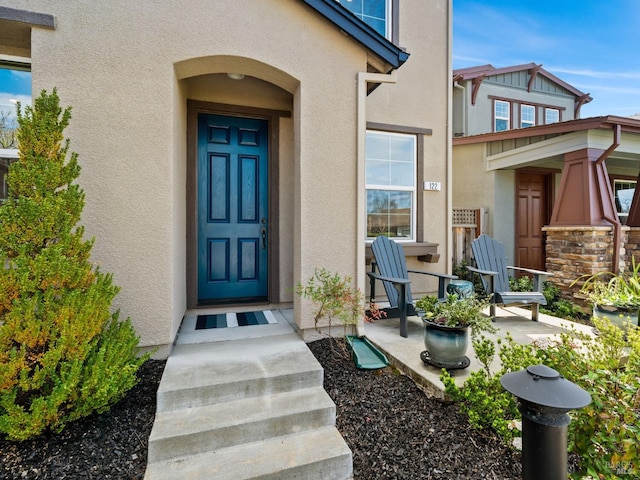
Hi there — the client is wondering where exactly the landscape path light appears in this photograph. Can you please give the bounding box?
[501,364,591,480]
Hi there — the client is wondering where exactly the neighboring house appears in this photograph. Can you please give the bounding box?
[452,63,594,273]
[0,1,453,357]
[452,63,640,295]
[452,63,592,137]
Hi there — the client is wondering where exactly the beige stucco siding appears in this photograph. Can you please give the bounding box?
[2,0,381,353]
[366,0,452,296]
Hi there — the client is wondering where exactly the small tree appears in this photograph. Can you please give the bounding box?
[0,90,147,441]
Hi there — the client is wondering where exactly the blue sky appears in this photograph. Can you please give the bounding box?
[0,68,31,127]
[453,0,640,118]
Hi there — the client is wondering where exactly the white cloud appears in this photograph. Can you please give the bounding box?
[0,93,32,123]
[546,66,640,81]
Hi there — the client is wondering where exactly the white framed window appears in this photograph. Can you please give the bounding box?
[494,100,510,132]
[545,108,560,124]
[0,57,30,202]
[336,0,391,39]
[365,130,416,241]
[614,179,636,225]
[0,58,31,149]
[521,104,535,128]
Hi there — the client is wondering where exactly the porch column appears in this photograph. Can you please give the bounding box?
[550,148,618,226]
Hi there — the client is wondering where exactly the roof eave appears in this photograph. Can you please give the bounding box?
[300,0,409,70]
[452,116,640,146]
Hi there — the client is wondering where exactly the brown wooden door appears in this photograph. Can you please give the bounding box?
[516,172,549,271]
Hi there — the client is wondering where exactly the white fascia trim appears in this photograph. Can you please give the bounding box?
[0,148,19,159]
[485,130,589,171]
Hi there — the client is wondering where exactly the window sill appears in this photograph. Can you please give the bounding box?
[366,241,440,263]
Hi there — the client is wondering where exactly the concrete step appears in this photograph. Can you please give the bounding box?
[148,387,336,463]
[157,334,323,411]
[145,331,353,479]
[144,427,353,480]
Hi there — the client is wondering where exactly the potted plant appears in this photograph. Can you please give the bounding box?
[574,259,640,330]
[415,293,494,369]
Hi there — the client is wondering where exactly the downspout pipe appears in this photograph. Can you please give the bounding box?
[595,123,622,273]
[356,71,398,335]
[453,82,466,137]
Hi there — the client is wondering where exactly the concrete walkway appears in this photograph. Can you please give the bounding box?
[145,303,589,478]
[362,305,593,399]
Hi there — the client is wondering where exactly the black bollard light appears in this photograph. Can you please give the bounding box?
[501,364,591,480]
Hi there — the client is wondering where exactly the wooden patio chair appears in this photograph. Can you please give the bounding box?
[468,234,552,321]
[367,235,457,337]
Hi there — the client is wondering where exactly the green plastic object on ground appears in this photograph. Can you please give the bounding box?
[346,336,389,369]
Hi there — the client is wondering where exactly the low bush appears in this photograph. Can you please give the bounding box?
[442,316,639,478]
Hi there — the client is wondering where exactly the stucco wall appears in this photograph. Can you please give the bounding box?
[3,0,375,354]
[452,143,494,225]
[365,0,451,296]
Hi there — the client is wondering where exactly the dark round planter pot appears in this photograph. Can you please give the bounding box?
[421,319,470,369]
[593,305,639,330]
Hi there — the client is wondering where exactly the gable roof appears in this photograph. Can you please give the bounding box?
[453,62,591,102]
[300,0,409,72]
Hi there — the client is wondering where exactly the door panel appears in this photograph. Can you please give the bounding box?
[198,114,268,303]
[516,172,548,272]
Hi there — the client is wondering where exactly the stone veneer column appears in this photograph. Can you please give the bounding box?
[543,226,619,300]
[625,227,640,266]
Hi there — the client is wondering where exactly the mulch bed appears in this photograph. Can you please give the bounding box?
[1,339,522,479]
[308,338,523,479]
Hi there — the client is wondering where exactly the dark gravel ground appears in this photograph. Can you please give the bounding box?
[0,360,166,480]
[1,339,522,480]
[308,338,523,480]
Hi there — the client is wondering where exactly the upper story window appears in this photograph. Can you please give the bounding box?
[521,104,535,128]
[545,108,560,124]
[366,130,416,241]
[336,0,391,39]
[494,100,510,132]
[614,179,636,225]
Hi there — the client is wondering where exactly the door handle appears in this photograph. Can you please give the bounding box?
[261,227,267,249]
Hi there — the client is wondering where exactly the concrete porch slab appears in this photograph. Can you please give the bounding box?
[362,306,593,400]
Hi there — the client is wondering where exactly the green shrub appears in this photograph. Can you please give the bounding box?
[539,317,640,478]
[444,314,639,478]
[295,267,364,336]
[0,90,147,441]
[441,333,538,446]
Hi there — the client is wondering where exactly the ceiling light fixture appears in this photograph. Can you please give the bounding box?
[227,73,245,80]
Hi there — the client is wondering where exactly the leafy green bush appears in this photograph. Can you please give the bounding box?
[441,333,538,446]
[539,317,640,478]
[0,90,147,441]
[443,314,639,479]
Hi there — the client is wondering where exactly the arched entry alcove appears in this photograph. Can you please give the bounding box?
[175,55,298,308]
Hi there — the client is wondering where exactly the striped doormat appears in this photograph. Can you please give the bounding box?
[195,310,277,329]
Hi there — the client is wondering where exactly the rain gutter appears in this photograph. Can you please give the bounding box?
[595,123,622,273]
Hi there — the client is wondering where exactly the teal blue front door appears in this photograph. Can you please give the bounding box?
[197,114,269,303]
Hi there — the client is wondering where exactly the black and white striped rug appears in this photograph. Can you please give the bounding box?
[195,310,277,329]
